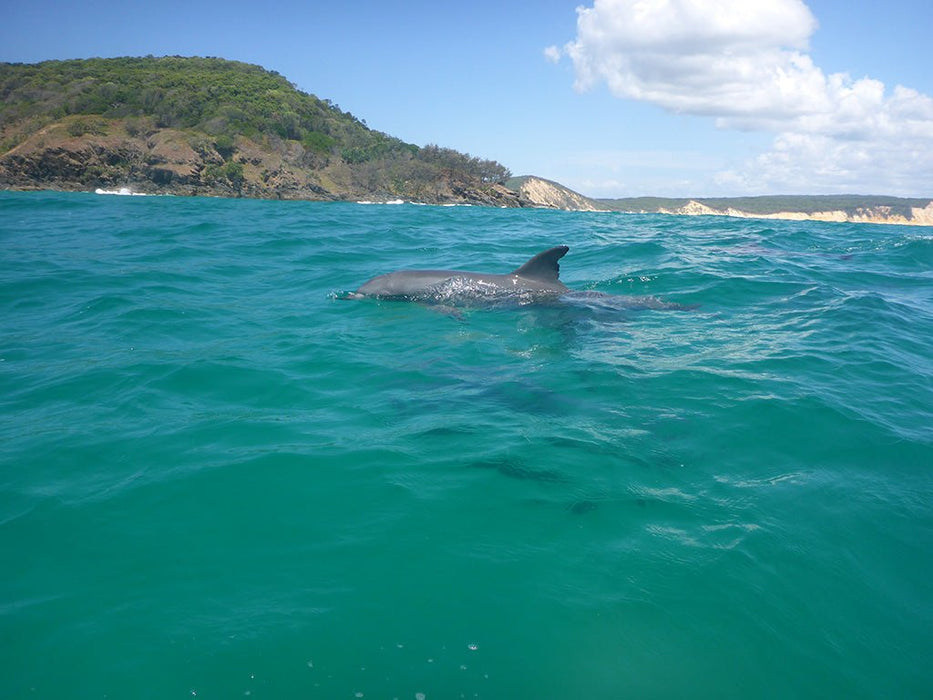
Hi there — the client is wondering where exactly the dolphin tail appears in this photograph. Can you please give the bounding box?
[511,246,569,283]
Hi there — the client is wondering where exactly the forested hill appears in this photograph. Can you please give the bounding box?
[0,56,519,204]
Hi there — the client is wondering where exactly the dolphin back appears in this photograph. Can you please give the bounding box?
[511,246,569,284]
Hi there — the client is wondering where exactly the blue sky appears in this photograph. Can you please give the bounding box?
[2,0,931,198]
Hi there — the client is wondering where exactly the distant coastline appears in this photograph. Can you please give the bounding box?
[602,196,933,227]
[6,179,932,227]
[2,57,930,224]
[509,177,933,226]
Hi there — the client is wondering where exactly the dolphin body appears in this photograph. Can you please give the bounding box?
[351,246,570,304]
[349,246,694,310]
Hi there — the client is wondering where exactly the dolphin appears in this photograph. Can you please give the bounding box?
[347,246,695,310]
[350,246,570,303]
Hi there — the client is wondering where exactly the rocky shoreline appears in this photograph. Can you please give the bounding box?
[2,126,930,224]
[0,118,525,207]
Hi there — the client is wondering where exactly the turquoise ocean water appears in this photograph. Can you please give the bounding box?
[2,191,931,698]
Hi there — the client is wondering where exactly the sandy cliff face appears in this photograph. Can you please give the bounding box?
[659,200,933,226]
[513,177,602,211]
[902,202,933,226]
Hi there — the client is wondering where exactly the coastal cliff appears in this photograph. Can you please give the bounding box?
[505,176,602,211]
[499,183,933,227]
[0,117,523,206]
[659,199,933,227]
[600,196,933,227]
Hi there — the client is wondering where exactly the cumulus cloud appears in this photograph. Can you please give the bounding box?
[551,0,933,194]
[543,45,562,64]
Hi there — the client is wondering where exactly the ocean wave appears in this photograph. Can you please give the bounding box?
[94,186,147,196]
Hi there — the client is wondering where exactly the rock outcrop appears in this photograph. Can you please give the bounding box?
[506,176,602,211]
[0,116,524,206]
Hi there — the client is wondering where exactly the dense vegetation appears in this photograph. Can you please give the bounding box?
[0,56,512,199]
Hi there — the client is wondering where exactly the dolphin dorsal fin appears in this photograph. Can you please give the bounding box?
[511,246,569,282]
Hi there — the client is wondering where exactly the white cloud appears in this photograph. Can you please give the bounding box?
[552,0,933,195]
[564,0,820,120]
